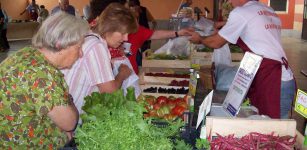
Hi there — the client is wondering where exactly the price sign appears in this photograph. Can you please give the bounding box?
[222,52,263,116]
[295,89,307,118]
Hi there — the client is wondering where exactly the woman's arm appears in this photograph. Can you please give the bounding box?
[97,64,132,93]
[150,27,194,40]
[47,102,79,132]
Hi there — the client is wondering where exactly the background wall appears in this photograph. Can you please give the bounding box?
[141,0,213,19]
[0,0,302,31]
[1,0,212,20]
[260,0,295,29]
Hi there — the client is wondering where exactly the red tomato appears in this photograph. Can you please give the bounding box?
[156,96,168,105]
[177,101,188,109]
[166,103,176,110]
[174,98,184,104]
[153,103,161,110]
[145,97,155,105]
[171,105,186,116]
[167,98,176,105]
[144,114,150,118]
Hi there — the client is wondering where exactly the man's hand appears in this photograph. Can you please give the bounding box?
[189,32,202,44]
[214,21,226,30]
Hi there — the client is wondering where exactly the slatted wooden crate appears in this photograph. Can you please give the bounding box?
[205,117,305,149]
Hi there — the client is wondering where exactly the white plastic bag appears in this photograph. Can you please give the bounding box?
[111,57,141,97]
[154,36,191,56]
[213,44,232,66]
[194,17,214,36]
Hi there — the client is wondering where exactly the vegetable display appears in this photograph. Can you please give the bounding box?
[139,95,188,121]
[145,72,190,78]
[210,132,296,150]
[169,80,189,86]
[146,52,189,60]
[143,87,189,94]
[75,87,191,150]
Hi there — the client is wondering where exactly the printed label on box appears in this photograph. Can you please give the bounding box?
[295,89,307,118]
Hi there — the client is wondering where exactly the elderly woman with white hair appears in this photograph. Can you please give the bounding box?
[0,12,89,148]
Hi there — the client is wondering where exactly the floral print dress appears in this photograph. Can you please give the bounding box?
[0,47,70,149]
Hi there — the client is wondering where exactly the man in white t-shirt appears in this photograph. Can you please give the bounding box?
[189,0,295,119]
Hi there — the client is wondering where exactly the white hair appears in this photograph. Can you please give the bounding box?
[32,12,89,52]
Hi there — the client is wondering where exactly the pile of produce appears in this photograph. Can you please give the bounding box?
[210,132,296,150]
[197,44,243,53]
[169,80,189,86]
[229,44,243,53]
[145,72,190,78]
[146,53,189,60]
[139,95,188,121]
[143,87,189,94]
[75,87,192,150]
[197,46,214,52]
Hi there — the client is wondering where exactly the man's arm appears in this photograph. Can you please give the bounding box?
[189,32,228,49]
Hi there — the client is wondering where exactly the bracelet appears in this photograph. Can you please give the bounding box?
[175,31,179,37]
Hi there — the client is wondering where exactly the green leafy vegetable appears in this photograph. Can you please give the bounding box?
[196,138,210,150]
[75,87,189,150]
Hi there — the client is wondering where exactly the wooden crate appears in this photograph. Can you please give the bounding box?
[142,50,190,68]
[139,67,190,85]
[198,65,215,90]
[142,59,191,68]
[206,117,297,138]
[141,84,188,97]
[205,117,306,149]
[191,51,244,68]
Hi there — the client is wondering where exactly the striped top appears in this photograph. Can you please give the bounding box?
[61,32,114,114]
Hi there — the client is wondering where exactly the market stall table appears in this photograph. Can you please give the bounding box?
[7,21,39,41]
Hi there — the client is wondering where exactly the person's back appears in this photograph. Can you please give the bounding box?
[38,5,49,23]
[51,0,75,16]
[0,47,68,148]
[180,0,193,9]
[20,0,39,21]
[222,1,285,61]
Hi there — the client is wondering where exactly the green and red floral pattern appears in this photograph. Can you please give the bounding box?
[0,47,69,149]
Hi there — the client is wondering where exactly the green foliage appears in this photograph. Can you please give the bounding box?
[75,87,189,150]
[195,138,210,150]
[147,53,189,60]
[197,47,214,52]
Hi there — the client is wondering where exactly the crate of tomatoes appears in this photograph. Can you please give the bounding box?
[138,94,191,122]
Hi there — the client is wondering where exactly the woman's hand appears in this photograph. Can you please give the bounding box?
[118,64,132,80]
[178,27,195,36]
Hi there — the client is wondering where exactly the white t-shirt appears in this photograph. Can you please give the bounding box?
[219,1,293,81]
